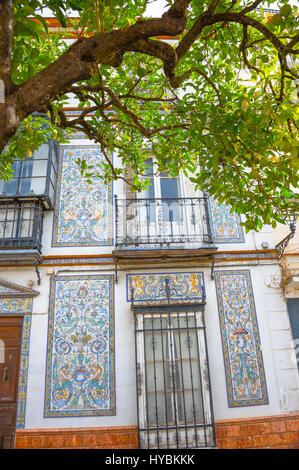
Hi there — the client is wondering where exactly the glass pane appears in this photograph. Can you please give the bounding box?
[172,315,196,329]
[177,389,203,423]
[50,161,57,181]
[161,200,181,222]
[160,178,179,199]
[33,144,49,159]
[144,158,153,176]
[146,359,171,392]
[49,181,55,203]
[10,160,21,177]
[19,178,32,195]
[139,178,155,200]
[139,158,155,200]
[32,159,48,177]
[0,208,17,238]
[147,391,173,426]
[138,198,155,223]
[144,316,168,330]
[0,161,20,195]
[144,330,169,363]
[173,329,198,358]
[175,358,201,389]
[21,160,33,177]
[1,179,18,196]
[29,177,46,195]
[52,145,58,170]
[160,179,180,221]
[22,204,35,237]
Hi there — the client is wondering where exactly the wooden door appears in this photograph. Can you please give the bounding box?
[0,316,23,449]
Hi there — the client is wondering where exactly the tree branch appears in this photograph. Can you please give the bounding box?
[240,0,264,15]
[0,9,189,153]
[239,24,264,75]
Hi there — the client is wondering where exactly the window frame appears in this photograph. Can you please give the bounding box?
[133,303,215,449]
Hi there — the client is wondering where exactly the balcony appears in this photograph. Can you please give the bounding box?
[114,196,217,264]
[0,199,43,250]
[0,199,43,267]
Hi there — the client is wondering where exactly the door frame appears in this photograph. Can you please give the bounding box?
[0,314,24,449]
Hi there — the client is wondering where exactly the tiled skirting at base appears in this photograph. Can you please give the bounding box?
[15,426,138,449]
[215,413,299,449]
[15,414,299,449]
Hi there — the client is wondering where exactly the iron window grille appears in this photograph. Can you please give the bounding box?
[133,304,215,449]
[0,199,43,250]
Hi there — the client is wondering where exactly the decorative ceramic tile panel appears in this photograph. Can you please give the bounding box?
[0,298,33,313]
[127,272,205,303]
[52,146,113,246]
[214,270,268,407]
[45,275,115,417]
[16,312,32,429]
[208,197,244,243]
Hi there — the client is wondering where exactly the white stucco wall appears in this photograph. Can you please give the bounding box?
[1,258,298,430]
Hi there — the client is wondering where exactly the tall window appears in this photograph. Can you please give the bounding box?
[0,143,58,206]
[134,306,215,449]
[287,299,299,372]
[139,157,181,222]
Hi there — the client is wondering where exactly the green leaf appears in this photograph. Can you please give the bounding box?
[280,4,292,18]
[270,14,282,26]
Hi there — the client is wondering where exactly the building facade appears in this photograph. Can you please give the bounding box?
[0,126,298,450]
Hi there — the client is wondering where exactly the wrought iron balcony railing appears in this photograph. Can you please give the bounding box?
[115,196,214,249]
[0,199,43,251]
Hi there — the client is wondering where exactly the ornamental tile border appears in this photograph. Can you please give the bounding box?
[214,270,268,407]
[0,249,39,254]
[127,272,205,303]
[52,145,113,247]
[0,279,39,298]
[41,257,115,266]
[44,274,115,417]
[16,311,32,429]
[208,198,245,244]
[214,252,278,261]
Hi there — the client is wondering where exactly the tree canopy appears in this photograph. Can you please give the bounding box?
[0,0,298,232]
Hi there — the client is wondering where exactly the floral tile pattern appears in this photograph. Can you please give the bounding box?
[214,270,268,407]
[52,146,113,246]
[208,197,244,243]
[127,272,205,303]
[0,297,33,313]
[45,275,115,417]
[16,312,32,429]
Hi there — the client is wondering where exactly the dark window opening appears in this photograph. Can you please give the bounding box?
[133,305,215,449]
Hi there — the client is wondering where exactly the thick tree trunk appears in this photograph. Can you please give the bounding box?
[0,101,19,154]
[0,0,14,93]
